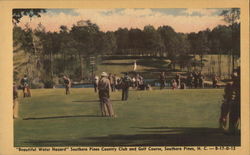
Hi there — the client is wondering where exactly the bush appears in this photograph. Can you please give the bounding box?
[30,82,44,89]
[43,80,55,88]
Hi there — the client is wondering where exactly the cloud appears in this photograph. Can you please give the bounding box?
[182,8,221,16]
[17,8,227,33]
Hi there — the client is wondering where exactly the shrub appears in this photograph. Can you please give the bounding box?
[43,80,55,88]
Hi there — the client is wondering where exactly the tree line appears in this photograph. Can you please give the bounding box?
[13,9,240,88]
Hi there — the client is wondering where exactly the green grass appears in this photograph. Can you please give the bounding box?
[14,88,240,146]
[97,59,156,77]
[96,55,238,79]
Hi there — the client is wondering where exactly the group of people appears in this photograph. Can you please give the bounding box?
[94,72,132,101]
[160,72,186,89]
[94,73,149,92]
[186,71,205,88]
[93,71,151,117]
[160,71,211,90]
[94,73,119,93]
[13,69,241,135]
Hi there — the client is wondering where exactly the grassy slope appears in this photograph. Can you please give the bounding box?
[96,55,236,79]
[13,54,237,81]
[14,88,240,146]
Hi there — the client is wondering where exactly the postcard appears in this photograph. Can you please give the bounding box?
[0,0,249,155]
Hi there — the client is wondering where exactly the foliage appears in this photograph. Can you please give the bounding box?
[12,9,46,24]
[220,8,240,24]
[43,80,55,88]
[13,9,240,84]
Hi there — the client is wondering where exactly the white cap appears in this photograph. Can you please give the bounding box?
[101,72,108,77]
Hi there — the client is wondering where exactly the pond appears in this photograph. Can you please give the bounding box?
[55,83,94,88]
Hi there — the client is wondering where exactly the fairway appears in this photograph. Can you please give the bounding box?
[14,88,240,146]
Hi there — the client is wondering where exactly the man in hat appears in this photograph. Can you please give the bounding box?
[63,75,71,95]
[121,72,131,101]
[98,72,115,117]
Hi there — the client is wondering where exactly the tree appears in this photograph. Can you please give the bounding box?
[187,32,199,56]
[220,8,240,24]
[176,33,191,71]
[210,25,232,77]
[220,8,240,72]
[70,20,101,80]
[196,30,210,71]
[42,32,62,84]
[158,26,182,69]
[188,30,210,71]
[12,9,46,24]
[143,25,163,57]
[128,28,144,55]
[102,31,117,55]
[115,28,129,54]
[58,25,69,73]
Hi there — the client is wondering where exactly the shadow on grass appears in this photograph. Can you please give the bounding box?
[102,55,168,60]
[101,62,133,66]
[20,127,240,146]
[137,59,169,69]
[72,99,122,103]
[23,114,102,120]
[72,100,99,103]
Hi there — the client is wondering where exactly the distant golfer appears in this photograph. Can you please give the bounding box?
[13,82,19,119]
[93,75,99,93]
[133,60,137,71]
[198,71,204,88]
[187,72,194,88]
[20,74,31,97]
[98,72,115,117]
[63,75,71,95]
[172,79,177,90]
[121,72,131,101]
[108,73,115,92]
[212,74,218,88]
[175,74,181,88]
[193,71,199,88]
[159,71,166,89]
[113,74,118,92]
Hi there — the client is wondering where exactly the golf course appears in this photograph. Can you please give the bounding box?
[14,88,240,147]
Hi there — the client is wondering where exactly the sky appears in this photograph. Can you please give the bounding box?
[17,8,229,33]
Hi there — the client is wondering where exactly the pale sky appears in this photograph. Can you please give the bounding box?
[17,8,229,33]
